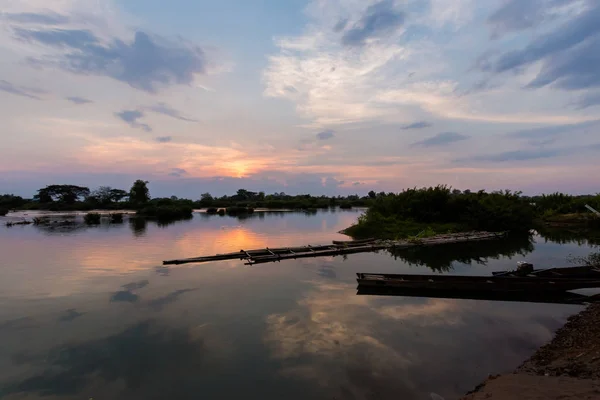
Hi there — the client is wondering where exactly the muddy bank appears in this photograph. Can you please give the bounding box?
[462,303,600,400]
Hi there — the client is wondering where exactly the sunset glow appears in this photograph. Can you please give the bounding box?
[1,0,599,197]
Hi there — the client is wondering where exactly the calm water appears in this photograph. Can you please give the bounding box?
[0,209,597,400]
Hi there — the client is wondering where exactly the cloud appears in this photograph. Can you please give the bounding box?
[145,103,197,122]
[486,0,576,38]
[458,143,600,163]
[155,136,172,143]
[3,11,70,25]
[316,130,335,140]
[15,28,208,93]
[169,168,188,177]
[527,34,600,90]
[401,121,432,130]
[115,110,152,132]
[264,0,586,127]
[483,4,600,90]
[147,289,196,311]
[411,132,469,147]
[333,19,348,33]
[65,96,92,105]
[506,120,600,145]
[340,0,406,46]
[0,80,43,100]
[58,308,85,322]
[576,92,600,109]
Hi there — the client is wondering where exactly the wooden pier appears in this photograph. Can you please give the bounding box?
[163,231,506,266]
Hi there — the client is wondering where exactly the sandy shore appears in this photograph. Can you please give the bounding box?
[462,303,600,400]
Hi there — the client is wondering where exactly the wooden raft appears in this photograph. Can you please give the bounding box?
[163,231,506,266]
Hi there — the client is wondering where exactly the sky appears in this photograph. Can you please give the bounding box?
[0,0,599,198]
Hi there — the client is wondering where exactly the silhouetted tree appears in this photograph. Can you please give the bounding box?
[129,180,150,205]
[89,186,129,205]
[35,185,90,204]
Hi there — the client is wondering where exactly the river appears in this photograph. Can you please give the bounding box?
[0,209,597,400]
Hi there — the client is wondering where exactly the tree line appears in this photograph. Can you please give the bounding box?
[1,182,598,224]
[343,185,600,239]
[0,182,371,214]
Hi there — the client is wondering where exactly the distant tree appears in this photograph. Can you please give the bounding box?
[201,193,213,201]
[0,194,26,209]
[129,180,150,204]
[368,190,376,199]
[109,189,129,203]
[35,185,90,204]
[234,189,257,201]
[89,187,129,205]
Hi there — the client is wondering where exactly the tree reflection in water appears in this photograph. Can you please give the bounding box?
[387,233,535,272]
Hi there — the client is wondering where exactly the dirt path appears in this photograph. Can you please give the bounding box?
[461,303,600,399]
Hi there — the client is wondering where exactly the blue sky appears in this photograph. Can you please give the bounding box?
[0,0,599,198]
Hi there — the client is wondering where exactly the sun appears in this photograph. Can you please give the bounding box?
[225,160,250,178]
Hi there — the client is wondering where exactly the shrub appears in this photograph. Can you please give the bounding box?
[84,212,101,225]
[110,213,124,223]
[0,208,8,216]
[137,205,193,220]
[206,207,219,214]
[226,206,254,216]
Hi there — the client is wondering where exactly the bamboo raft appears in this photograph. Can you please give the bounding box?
[163,231,506,265]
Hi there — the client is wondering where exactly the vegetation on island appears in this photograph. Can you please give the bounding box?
[344,186,600,239]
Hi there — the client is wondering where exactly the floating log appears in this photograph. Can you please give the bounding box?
[163,231,507,266]
[356,272,600,293]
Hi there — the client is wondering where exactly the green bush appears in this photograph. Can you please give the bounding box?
[206,207,219,214]
[0,208,8,216]
[84,212,101,225]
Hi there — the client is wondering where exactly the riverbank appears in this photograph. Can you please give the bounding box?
[462,303,600,399]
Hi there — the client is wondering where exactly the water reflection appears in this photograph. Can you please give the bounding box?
[0,209,597,400]
[388,233,535,272]
[536,226,600,246]
[263,281,578,399]
[129,217,148,237]
[58,309,85,322]
[2,321,208,399]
